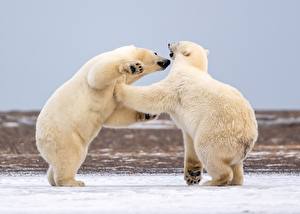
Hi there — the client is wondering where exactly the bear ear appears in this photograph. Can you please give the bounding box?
[205,49,210,56]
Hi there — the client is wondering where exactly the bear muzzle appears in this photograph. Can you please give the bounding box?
[157,59,171,69]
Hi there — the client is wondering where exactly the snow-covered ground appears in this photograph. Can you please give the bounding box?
[0,174,299,213]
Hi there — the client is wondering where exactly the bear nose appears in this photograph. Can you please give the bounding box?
[157,59,171,69]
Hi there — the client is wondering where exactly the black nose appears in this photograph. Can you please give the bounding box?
[157,59,171,69]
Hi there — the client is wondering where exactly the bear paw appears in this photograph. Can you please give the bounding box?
[185,169,202,185]
[56,179,86,187]
[137,113,158,122]
[121,61,144,75]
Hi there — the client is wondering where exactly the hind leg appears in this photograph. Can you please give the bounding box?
[203,159,233,186]
[183,132,203,185]
[230,162,244,185]
[47,166,56,186]
[53,166,85,187]
[53,157,85,187]
[52,141,87,187]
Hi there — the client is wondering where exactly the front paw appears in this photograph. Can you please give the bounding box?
[184,168,202,185]
[137,113,158,122]
[120,61,144,75]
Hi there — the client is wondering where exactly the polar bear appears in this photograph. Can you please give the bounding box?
[36,45,170,187]
[115,41,258,186]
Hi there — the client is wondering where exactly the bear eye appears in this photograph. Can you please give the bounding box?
[183,51,191,57]
[154,52,158,55]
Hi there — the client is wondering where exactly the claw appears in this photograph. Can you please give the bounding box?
[185,168,202,185]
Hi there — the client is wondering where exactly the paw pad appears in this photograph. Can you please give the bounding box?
[140,113,157,121]
[130,65,136,73]
[185,169,202,185]
[188,169,201,177]
[145,114,151,120]
[129,62,143,74]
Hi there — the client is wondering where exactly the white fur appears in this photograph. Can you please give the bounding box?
[115,41,258,186]
[36,46,166,187]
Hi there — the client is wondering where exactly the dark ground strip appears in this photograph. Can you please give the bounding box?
[0,111,300,174]
[1,144,300,174]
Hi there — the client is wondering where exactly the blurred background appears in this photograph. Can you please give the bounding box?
[0,0,300,110]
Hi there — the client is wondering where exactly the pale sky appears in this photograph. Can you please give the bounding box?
[0,0,299,110]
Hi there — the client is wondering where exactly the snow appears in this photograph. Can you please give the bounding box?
[258,117,300,126]
[2,122,19,128]
[128,119,177,129]
[2,115,300,129]
[0,174,299,213]
[128,116,300,129]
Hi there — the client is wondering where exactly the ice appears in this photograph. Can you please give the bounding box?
[0,174,299,213]
[128,119,177,129]
[258,117,300,126]
[17,117,36,126]
[2,114,300,129]
[2,122,19,128]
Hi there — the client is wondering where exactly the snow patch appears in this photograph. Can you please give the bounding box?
[2,122,19,128]
[0,174,299,213]
[128,120,177,129]
[257,116,300,126]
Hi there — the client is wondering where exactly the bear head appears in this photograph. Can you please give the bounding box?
[168,41,209,72]
[126,46,171,83]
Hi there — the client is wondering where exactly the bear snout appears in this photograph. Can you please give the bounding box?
[157,59,171,69]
